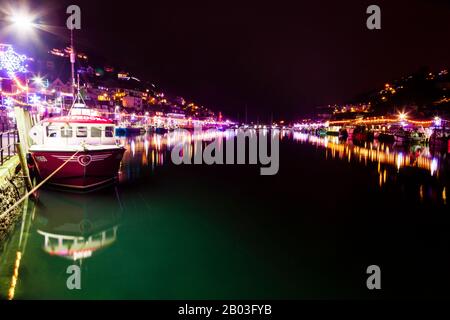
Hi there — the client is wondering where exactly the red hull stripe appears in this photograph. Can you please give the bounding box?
[31,149,125,189]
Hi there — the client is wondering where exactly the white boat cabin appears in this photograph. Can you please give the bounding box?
[29,115,118,147]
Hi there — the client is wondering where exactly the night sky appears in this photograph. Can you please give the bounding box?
[3,0,450,121]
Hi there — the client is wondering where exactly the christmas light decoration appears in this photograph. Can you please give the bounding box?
[0,45,27,77]
[28,94,41,105]
[4,97,13,106]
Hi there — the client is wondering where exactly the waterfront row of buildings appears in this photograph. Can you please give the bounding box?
[312,68,450,124]
[0,43,221,127]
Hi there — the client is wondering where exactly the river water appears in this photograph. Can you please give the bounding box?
[1,129,449,299]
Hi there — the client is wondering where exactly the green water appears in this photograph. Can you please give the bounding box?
[1,131,450,299]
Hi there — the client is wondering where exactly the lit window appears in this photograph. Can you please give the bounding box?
[61,126,73,138]
[47,125,59,138]
[76,127,87,138]
[91,127,102,138]
[105,126,114,137]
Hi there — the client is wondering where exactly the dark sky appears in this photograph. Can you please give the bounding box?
[3,0,450,121]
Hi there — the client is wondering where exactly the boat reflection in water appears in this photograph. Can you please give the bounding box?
[0,188,122,300]
[35,189,121,261]
[293,132,448,204]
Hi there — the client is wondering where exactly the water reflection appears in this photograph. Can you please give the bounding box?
[118,130,237,182]
[293,132,443,175]
[119,130,449,203]
[293,132,449,204]
[35,189,121,261]
[1,129,449,300]
[0,188,121,299]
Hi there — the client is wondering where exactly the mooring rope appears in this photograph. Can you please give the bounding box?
[0,149,81,219]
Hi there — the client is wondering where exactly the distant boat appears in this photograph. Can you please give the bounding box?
[326,126,340,137]
[352,125,374,142]
[316,127,328,137]
[429,128,450,152]
[392,126,426,144]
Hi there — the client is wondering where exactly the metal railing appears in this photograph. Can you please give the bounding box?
[0,122,18,166]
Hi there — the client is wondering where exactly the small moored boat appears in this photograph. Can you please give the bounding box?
[393,126,427,144]
[29,107,125,190]
[352,125,374,142]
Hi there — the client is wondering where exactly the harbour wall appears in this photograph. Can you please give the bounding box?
[0,156,25,243]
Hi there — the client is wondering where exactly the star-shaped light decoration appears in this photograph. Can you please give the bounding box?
[0,45,27,77]
[28,94,41,105]
[4,97,14,106]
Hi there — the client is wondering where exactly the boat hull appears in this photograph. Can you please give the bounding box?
[30,148,125,189]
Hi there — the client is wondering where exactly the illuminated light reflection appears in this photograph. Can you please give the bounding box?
[151,150,155,171]
[131,140,135,157]
[430,158,438,176]
[141,151,148,166]
[295,134,438,176]
[396,153,403,171]
[8,251,22,300]
[118,130,239,181]
[144,139,149,157]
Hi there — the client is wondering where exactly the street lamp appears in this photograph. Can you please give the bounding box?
[5,7,40,39]
[9,12,36,31]
[32,76,44,86]
[398,112,407,121]
[434,116,442,127]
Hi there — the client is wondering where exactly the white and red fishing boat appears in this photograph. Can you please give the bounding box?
[26,28,126,190]
[29,101,125,190]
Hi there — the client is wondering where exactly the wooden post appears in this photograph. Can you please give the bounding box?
[14,107,33,153]
[16,143,34,193]
[14,107,35,193]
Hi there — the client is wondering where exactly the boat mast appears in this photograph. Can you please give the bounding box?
[70,28,76,100]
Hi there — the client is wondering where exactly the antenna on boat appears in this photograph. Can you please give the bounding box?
[67,75,87,115]
[66,27,88,115]
[70,28,76,99]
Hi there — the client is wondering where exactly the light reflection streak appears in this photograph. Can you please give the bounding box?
[7,252,21,300]
[431,158,438,177]
[293,132,439,175]
[397,153,403,172]
[293,132,449,204]
[119,130,237,180]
